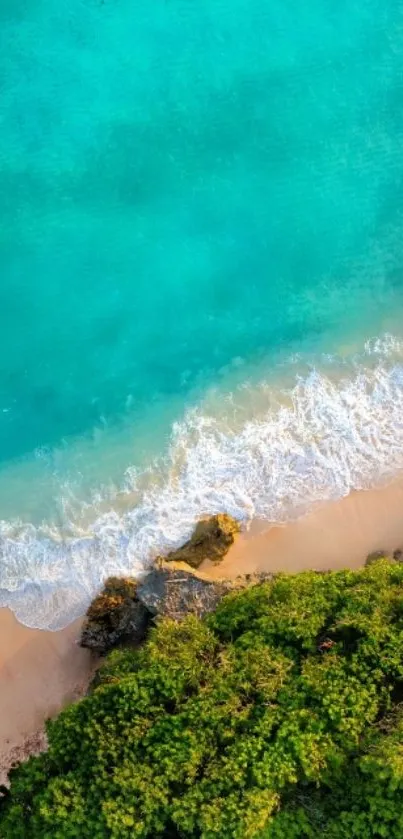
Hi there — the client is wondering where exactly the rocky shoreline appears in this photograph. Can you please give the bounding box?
[79,512,403,658]
[80,514,260,655]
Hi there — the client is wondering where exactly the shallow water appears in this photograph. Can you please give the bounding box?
[1,0,403,627]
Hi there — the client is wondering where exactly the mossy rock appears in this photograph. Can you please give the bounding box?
[162,514,240,569]
[81,576,151,654]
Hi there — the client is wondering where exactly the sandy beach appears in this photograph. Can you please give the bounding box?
[2,476,403,784]
[0,613,94,784]
[201,477,403,579]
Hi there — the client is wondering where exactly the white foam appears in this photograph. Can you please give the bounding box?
[2,334,403,630]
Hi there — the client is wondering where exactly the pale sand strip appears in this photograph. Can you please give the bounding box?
[201,477,403,579]
[0,613,93,784]
[2,477,403,784]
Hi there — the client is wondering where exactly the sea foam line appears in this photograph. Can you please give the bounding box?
[1,335,403,630]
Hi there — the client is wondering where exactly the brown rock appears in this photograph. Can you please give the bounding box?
[80,577,151,654]
[162,514,240,569]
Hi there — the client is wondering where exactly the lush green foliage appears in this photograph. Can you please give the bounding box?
[2,559,403,837]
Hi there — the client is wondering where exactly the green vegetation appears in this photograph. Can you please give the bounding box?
[2,558,403,838]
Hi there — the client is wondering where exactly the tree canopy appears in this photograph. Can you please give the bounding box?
[2,558,403,838]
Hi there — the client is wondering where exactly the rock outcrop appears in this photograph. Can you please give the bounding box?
[80,577,151,655]
[136,561,236,621]
[80,562,265,654]
[80,515,258,654]
[162,514,240,569]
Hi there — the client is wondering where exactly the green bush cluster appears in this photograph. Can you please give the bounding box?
[2,559,403,838]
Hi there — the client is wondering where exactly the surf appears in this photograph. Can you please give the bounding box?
[1,335,403,630]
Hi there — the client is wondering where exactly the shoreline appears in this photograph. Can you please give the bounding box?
[201,476,403,579]
[2,475,403,782]
[0,613,94,785]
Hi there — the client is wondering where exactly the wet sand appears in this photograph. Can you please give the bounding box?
[2,476,403,784]
[0,612,94,785]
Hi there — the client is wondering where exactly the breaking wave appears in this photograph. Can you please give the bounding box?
[2,334,403,630]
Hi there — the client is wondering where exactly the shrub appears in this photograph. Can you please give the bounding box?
[2,559,403,837]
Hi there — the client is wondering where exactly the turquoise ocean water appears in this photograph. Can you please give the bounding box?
[1,0,403,628]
